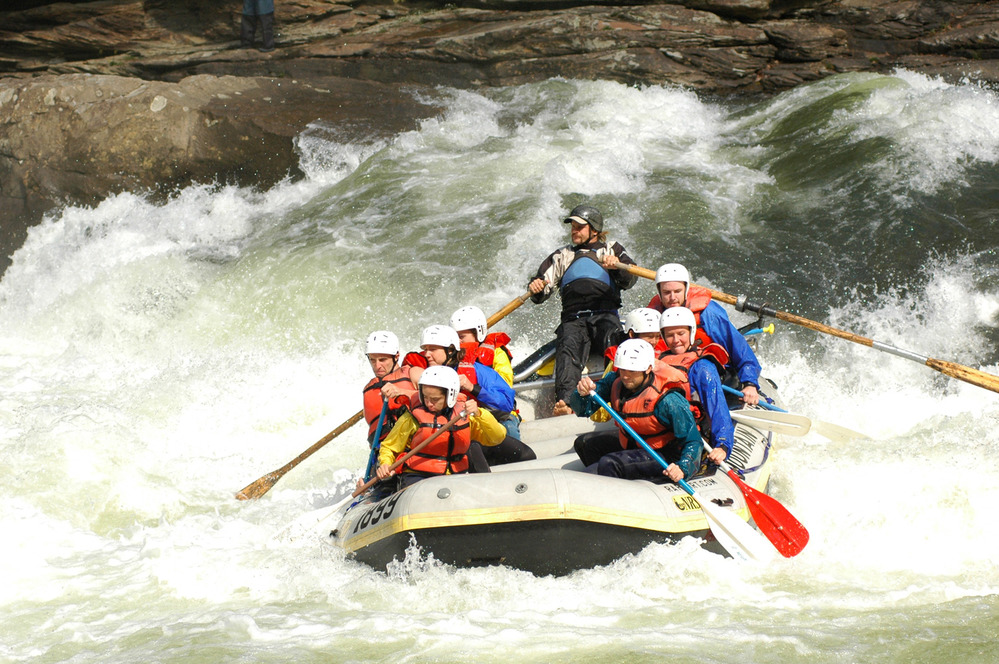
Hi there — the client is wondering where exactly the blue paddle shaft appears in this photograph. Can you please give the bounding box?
[363,399,389,481]
[588,391,696,496]
[722,384,786,413]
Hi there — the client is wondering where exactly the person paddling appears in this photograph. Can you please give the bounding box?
[658,307,734,465]
[528,204,638,416]
[375,367,506,489]
[648,263,762,405]
[361,330,417,447]
[567,339,702,482]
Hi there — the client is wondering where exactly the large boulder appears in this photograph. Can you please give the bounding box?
[0,73,438,268]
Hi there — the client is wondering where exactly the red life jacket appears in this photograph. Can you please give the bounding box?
[403,393,472,475]
[362,365,416,443]
[610,369,689,451]
[465,332,513,367]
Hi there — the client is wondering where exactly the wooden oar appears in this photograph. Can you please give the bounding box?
[701,441,809,558]
[618,262,999,395]
[235,411,363,500]
[589,391,775,563]
[730,409,812,437]
[237,291,532,501]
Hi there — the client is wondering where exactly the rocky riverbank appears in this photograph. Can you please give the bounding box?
[1,0,997,272]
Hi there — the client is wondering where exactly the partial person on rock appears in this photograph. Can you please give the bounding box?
[241,0,276,52]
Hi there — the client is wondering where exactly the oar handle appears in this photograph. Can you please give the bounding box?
[618,262,999,395]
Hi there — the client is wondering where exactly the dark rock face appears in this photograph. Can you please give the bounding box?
[0,0,997,272]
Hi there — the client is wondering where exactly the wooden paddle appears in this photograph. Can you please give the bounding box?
[236,290,532,501]
[236,411,364,500]
[618,263,999,395]
[589,391,775,563]
[701,441,809,558]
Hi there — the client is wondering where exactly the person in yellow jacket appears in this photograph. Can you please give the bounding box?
[376,366,507,488]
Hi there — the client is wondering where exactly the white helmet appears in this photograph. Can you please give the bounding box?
[419,365,461,408]
[450,305,488,342]
[659,307,697,342]
[623,308,661,335]
[420,324,461,350]
[365,330,400,356]
[655,263,690,289]
[614,338,655,372]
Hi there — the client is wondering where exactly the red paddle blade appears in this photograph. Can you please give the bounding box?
[727,469,809,558]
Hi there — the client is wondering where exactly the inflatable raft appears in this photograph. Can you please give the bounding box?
[329,342,783,576]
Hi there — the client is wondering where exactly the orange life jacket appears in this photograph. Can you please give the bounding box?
[610,369,688,451]
[647,284,717,349]
[403,393,472,475]
[362,365,416,444]
[657,344,728,434]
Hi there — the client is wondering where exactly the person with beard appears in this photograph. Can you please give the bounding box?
[528,204,638,416]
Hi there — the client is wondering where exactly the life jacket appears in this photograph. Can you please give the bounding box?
[647,284,718,351]
[609,369,688,453]
[560,252,622,317]
[657,344,728,436]
[403,393,471,475]
[470,332,513,367]
[402,351,429,369]
[362,365,416,444]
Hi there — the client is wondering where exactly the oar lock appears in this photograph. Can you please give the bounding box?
[735,294,778,319]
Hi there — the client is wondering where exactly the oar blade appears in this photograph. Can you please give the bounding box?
[726,470,808,557]
[688,486,776,563]
[235,472,279,501]
[810,419,866,443]
[731,409,812,436]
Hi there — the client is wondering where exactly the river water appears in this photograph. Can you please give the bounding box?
[2,70,999,663]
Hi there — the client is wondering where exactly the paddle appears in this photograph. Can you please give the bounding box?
[588,391,775,563]
[235,411,364,500]
[617,263,999,395]
[363,398,389,482]
[721,385,865,442]
[730,409,812,437]
[701,441,809,558]
[294,408,467,533]
[236,290,532,501]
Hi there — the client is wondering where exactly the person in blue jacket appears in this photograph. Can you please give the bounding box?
[648,263,762,405]
[658,307,734,464]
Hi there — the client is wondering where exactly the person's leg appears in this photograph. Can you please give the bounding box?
[595,448,667,480]
[591,312,626,357]
[481,436,537,466]
[500,413,521,440]
[466,442,491,473]
[554,318,591,404]
[240,13,255,47]
[258,12,275,51]
[573,429,622,467]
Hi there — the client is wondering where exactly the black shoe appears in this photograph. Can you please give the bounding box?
[257,46,275,53]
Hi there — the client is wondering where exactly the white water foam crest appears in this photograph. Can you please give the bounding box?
[849,69,999,199]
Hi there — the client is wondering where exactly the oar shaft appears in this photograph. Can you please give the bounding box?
[618,262,999,395]
[487,291,531,328]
